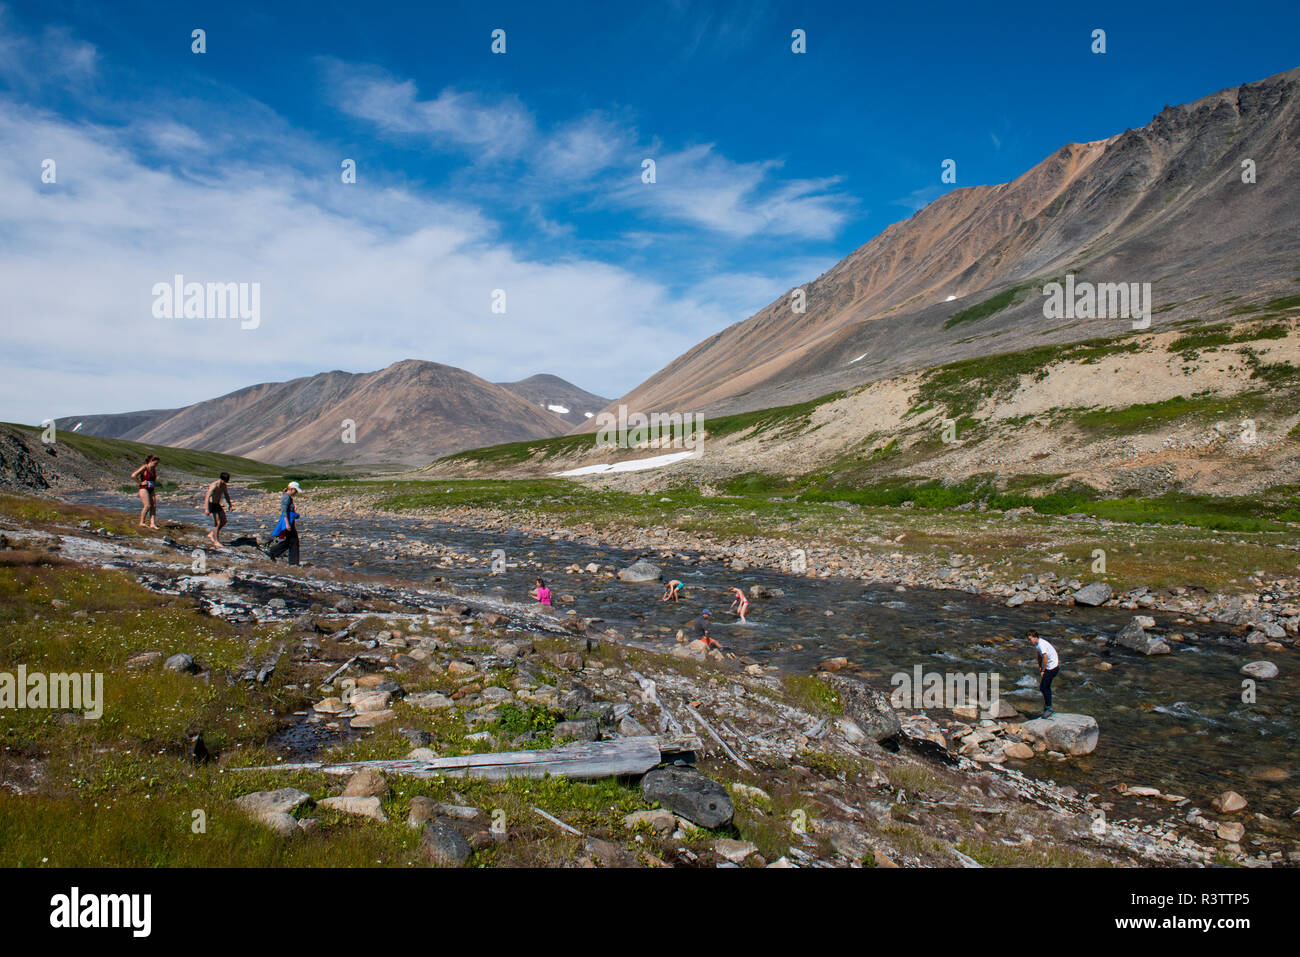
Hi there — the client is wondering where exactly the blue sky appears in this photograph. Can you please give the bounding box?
[2,0,1298,423]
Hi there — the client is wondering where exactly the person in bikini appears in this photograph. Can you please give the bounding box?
[202,472,233,548]
[130,455,160,529]
[728,586,749,623]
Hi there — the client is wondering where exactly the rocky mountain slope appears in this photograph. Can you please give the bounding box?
[495,374,609,427]
[56,361,593,466]
[590,66,1300,424]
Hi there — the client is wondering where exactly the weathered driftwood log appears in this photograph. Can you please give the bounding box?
[233,735,699,782]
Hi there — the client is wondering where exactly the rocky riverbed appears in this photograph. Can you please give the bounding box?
[9,491,1299,867]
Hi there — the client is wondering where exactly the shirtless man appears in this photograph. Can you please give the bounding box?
[203,472,233,548]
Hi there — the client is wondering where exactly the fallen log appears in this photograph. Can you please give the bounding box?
[233,736,680,782]
[684,703,753,771]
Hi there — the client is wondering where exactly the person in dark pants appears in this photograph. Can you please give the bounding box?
[265,481,302,565]
[1027,629,1060,717]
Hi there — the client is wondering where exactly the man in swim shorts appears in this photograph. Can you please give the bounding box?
[203,472,233,548]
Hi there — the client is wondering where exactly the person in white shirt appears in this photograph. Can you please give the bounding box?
[1027,630,1060,717]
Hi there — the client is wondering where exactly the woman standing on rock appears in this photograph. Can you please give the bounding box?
[131,455,160,529]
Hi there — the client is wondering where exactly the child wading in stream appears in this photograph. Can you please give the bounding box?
[1027,629,1060,717]
[532,578,552,606]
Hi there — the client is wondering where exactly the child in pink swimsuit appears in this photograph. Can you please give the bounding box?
[532,578,552,605]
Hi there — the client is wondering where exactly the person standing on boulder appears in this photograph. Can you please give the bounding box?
[265,481,302,565]
[1027,630,1059,717]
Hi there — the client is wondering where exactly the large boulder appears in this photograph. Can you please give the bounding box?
[1072,582,1113,606]
[641,765,734,828]
[820,674,901,743]
[1019,713,1099,755]
[617,561,662,583]
[1114,619,1170,656]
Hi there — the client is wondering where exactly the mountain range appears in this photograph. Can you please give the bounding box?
[59,66,1300,468]
[57,362,607,466]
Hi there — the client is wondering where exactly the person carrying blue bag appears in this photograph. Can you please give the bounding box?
[264,481,303,565]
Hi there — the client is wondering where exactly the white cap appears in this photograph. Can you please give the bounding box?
[287,481,302,492]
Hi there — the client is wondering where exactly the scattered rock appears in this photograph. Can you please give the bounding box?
[617,561,662,583]
[1018,713,1100,756]
[235,788,311,836]
[319,795,387,822]
[341,769,388,798]
[624,809,675,834]
[1114,620,1170,656]
[641,766,734,828]
[1240,660,1278,679]
[1072,582,1113,606]
[714,838,759,863]
[164,653,198,674]
[1212,791,1248,814]
[820,674,901,743]
[421,820,472,867]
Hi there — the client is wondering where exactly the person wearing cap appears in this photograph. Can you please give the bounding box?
[694,609,720,649]
[265,481,303,565]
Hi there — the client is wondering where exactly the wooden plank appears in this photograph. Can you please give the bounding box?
[234,737,663,782]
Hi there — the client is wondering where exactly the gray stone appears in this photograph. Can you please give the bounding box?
[1241,660,1278,679]
[407,691,453,710]
[235,788,311,835]
[319,795,387,822]
[554,719,599,741]
[617,561,662,583]
[421,820,472,867]
[1019,713,1099,755]
[618,715,653,737]
[819,674,901,743]
[1114,619,1171,656]
[164,653,198,674]
[641,765,734,828]
[1073,582,1113,606]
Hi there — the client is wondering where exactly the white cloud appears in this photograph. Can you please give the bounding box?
[324,59,535,160]
[0,101,740,423]
[612,144,849,240]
